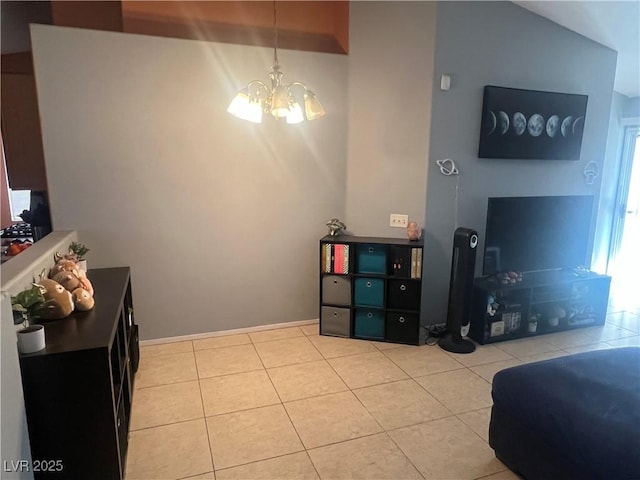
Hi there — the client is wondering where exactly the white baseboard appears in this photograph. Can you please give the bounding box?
[139,318,319,346]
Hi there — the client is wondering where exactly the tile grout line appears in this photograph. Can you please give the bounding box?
[132,377,199,392]
[319,341,444,478]
[266,395,325,480]
[249,342,298,416]
[212,451,315,477]
[251,343,321,479]
[193,346,217,476]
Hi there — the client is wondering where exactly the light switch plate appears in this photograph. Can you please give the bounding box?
[390,214,408,228]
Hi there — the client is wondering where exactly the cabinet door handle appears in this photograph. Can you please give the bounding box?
[400,284,407,291]
[117,418,121,428]
[333,312,338,317]
[399,316,405,323]
[366,281,372,287]
[368,247,374,253]
[367,312,373,318]
[333,279,338,284]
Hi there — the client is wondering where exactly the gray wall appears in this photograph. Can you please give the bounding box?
[422,1,617,325]
[31,3,438,342]
[32,25,348,341]
[623,96,640,119]
[29,2,621,336]
[345,1,435,236]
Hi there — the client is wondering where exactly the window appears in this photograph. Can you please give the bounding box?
[9,189,30,222]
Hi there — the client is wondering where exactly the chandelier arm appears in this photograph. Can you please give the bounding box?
[288,81,310,92]
[246,80,269,89]
[246,80,270,96]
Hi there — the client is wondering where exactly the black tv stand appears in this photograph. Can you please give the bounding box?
[469,270,611,344]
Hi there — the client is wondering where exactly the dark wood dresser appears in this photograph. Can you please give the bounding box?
[19,267,139,479]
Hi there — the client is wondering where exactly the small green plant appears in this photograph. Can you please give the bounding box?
[68,242,90,261]
[11,285,45,328]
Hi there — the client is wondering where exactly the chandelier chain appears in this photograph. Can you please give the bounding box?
[272,0,279,66]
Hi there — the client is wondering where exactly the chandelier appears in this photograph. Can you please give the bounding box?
[227,1,325,124]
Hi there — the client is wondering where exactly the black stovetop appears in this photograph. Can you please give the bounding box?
[1,222,33,238]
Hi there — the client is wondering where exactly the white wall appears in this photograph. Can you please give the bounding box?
[1,294,33,480]
[32,24,348,340]
[345,1,435,237]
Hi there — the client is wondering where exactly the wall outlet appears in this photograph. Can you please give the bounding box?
[389,214,408,228]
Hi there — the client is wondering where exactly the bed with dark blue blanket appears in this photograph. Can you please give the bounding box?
[490,347,640,480]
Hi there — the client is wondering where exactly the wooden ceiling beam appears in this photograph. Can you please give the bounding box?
[50,1,348,55]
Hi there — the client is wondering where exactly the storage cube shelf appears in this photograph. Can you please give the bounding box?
[319,235,424,345]
[469,270,611,344]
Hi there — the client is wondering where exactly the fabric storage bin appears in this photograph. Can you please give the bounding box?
[354,308,385,339]
[322,275,351,306]
[356,244,387,274]
[354,277,385,307]
[387,279,421,310]
[320,306,351,337]
[386,312,419,345]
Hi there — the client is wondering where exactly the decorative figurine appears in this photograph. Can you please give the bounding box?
[406,221,422,241]
[326,218,346,236]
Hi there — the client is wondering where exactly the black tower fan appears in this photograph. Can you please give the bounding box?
[438,227,478,354]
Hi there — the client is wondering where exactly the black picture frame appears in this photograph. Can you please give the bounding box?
[478,86,588,160]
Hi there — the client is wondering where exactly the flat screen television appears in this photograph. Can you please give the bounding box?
[482,195,594,275]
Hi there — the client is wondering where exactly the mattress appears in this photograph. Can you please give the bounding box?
[490,347,640,480]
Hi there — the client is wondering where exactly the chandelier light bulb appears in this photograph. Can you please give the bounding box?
[303,90,325,121]
[245,100,264,124]
[270,84,291,118]
[227,89,250,118]
[286,101,304,124]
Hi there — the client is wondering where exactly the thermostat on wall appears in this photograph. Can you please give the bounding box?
[440,74,451,91]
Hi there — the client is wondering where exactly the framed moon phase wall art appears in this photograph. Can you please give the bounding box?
[478,86,588,160]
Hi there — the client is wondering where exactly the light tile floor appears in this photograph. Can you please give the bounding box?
[125,307,640,480]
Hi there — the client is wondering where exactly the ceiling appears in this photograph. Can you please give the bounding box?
[2,1,639,97]
[514,1,640,98]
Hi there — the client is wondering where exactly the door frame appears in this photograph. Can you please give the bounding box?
[608,124,640,273]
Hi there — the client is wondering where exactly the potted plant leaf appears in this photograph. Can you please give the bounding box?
[12,285,46,354]
[68,241,90,272]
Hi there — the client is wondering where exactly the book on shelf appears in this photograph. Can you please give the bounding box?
[334,244,344,274]
[410,247,423,279]
[411,248,417,279]
[323,243,333,273]
[342,244,350,273]
[332,244,349,274]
